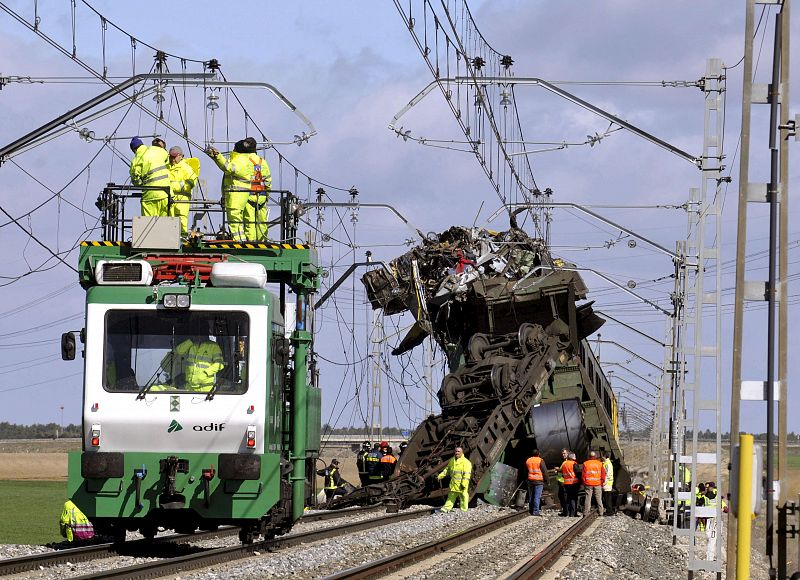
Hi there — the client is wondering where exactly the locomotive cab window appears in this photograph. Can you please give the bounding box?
[103,310,250,394]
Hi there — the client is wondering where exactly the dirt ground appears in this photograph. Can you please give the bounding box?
[0,439,363,485]
[0,454,67,481]
[621,438,800,499]
[2,439,797,497]
[3,438,798,496]
[0,439,79,481]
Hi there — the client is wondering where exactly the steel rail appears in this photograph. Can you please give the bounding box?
[0,505,382,575]
[298,505,384,522]
[65,509,435,580]
[324,511,528,579]
[506,513,598,579]
[0,527,234,576]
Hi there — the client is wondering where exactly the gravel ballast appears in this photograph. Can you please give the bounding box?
[0,505,429,579]
[398,509,575,580]
[0,507,778,579]
[554,512,772,580]
[185,503,515,579]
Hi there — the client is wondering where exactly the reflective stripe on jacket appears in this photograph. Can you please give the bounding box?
[602,458,614,489]
[212,151,272,194]
[381,453,397,479]
[438,456,472,492]
[60,500,93,541]
[705,496,727,512]
[356,451,369,474]
[169,158,197,197]
[526,456,544,481]
[324,467,339,490]
[561,459,577,485]
[366,451,384,480]
[163,339,224,391]
[130,145,169,198]
[582,459,605,487]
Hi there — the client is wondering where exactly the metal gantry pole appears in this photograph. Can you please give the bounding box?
[776,1,791,576]
[669,59,725,579]
[728,2,791,578]
[369,310,384,442]
[727,1,756,574]
[657,314,676,495]
[424,337,434,418]
[671,240,689,543]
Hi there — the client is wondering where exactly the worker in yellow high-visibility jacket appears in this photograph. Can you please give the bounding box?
[161,337,225,392]
[602,451,615,515]
[60,499,94,541]
[206,137,271,241]
[436,446,472,512]
[130,137,170,217]
[167,146,198,235]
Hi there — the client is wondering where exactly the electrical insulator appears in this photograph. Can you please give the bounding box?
[206,93,219,111]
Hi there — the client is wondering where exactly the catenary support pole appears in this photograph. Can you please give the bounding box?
[291,292,312,521]
[728,1,756,575]
[738,434,754,580]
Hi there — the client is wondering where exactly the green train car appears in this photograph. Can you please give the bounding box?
[62,224,320,543]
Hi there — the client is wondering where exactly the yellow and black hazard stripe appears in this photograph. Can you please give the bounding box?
[205,242,309,250]
[82,240,309,250]
[81,241,130,246]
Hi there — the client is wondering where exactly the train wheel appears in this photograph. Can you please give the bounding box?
[467,333,491,361]
[490,362,513,396]
[239,528,256,544]
[139,523,157,541]
[518,323,542,354]
[111,525,127,544]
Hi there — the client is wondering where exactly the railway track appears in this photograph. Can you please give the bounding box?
[325,512,598,579]
[0,505,384,576]
[63,509,433,580]
[506,513,598,579]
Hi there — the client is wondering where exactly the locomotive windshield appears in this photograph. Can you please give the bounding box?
[103,310,250,394]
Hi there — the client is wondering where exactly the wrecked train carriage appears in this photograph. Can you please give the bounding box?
[327,227,608,510]
[362,226,603,358]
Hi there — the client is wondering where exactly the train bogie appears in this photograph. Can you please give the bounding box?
[67,450,290,538]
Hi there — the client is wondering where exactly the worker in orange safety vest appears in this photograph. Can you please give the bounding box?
[582,450,606,516]
[561,452,580,517]
[524,449,549,516]
[380,446,397,481]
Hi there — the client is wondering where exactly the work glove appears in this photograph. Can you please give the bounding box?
[205,146,219,157]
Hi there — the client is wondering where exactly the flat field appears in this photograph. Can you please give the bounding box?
[0,438,797,547]
[0,438,78,481]
[0,480,66,544]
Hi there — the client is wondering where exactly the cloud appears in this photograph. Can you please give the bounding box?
[0,1,797,435]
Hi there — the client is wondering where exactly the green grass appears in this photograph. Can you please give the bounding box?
[787,452,800,470]
[0,480,66,545]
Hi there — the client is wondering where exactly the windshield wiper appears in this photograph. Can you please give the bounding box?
[136,367,164,400]
[204,381,219,401]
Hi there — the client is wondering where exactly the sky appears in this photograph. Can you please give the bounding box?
[0,1,797,435]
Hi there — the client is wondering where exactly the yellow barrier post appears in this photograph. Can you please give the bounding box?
[737,433,753,580]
